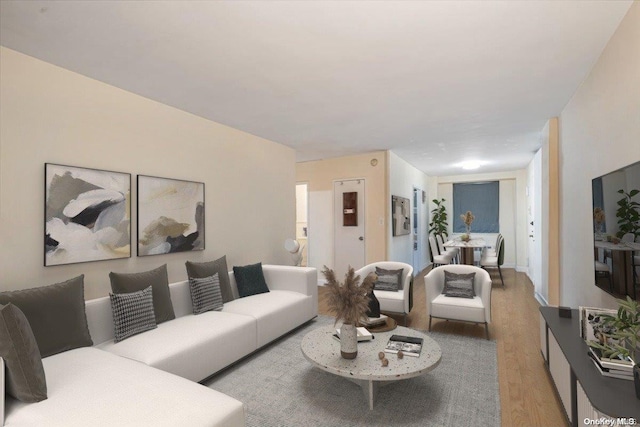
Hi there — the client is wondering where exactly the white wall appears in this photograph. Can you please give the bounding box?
[387,151,430,271]
[436,169,528,270]
[0,47,296,299]
[558,2,640,308]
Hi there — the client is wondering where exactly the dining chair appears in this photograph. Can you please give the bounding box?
[429,235,454,267]
[482,234,502,258]
[480,237,505,287]
[436,234,458,263]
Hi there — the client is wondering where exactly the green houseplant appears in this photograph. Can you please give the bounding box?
[587,297,640,399]
[615,188,640,239]
[429,198,448,237]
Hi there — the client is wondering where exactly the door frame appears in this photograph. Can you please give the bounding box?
[333,178,366,272]
[295,181,309,267]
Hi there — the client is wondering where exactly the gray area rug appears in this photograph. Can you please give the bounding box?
[206,316,500,426]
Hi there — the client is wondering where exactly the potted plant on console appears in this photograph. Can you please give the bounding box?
[588,297,640,399]
[322,266,375,360]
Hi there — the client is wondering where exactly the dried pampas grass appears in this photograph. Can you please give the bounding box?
[322,266,375,325]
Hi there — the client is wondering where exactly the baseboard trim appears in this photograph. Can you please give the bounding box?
[534,292,548,306]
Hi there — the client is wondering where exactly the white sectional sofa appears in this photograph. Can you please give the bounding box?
[2,265,318,427]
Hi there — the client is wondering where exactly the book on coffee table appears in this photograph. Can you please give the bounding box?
[361,314,388,327]
[333,327,374,342]
[384,334,423,357]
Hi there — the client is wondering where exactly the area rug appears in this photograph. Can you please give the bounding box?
[205,316,500,427]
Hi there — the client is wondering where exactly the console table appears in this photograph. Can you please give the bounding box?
[539,307,639,426]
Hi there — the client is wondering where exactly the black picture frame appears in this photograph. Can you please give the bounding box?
[44,163,131,266]
[137,174,205,256]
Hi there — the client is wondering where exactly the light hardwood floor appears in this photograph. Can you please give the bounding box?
[317,266,568,427]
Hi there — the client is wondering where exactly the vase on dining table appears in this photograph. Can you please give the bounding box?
[465,225,471,237]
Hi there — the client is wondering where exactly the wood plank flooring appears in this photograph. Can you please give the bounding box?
[317,266,567,426]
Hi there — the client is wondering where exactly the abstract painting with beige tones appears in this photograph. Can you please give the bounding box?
[137,175,204,256]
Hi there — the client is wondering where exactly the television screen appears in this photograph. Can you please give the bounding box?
[592,160,640,300]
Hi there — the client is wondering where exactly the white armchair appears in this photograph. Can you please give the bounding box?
[355,262,413,326]
[425,265,492,339]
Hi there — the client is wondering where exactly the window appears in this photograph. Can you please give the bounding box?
[453,182,499,233]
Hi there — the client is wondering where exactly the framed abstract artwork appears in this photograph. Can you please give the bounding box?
[45,163,131,266]
[137,175,205,256]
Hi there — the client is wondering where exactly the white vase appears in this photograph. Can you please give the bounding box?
[340,323,358,359]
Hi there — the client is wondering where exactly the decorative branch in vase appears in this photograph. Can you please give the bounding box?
[593,207,605,237]
[460,211,475,241]
[322,266,375,359]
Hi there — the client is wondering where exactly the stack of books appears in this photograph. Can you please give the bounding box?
[588,348,634,380]
[361,314,388,327]
[384,335,423,357]
[333,327,374,342]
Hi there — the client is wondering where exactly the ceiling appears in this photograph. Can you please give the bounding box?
[0,1,632,176]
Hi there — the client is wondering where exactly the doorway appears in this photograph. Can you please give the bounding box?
[412,188,422,276]
[295,183,308,267]
[333,179,365,275]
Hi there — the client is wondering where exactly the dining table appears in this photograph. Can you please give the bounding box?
[443,237,487,265]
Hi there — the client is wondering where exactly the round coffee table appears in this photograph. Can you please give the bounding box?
[300,325,441,410]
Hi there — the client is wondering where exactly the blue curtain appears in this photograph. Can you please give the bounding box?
[453,182,499,233]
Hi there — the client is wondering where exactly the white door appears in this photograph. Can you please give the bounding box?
[334,179,365,275]
[528,150,544,302]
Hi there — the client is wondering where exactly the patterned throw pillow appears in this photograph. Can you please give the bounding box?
[443,271,476,298]
[110,286,157,343]
[185,256,235,303]
[189,273,224,315]
[373,267,404,292]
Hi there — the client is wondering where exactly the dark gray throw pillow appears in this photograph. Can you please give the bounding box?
[0,275,93,358]
[188,273,224,314]
[233,262,270,298]
[110,286,157,343]
[109,264,175,324]
[185,255,234,303]
[0,303,47,402]
[443,271,476,298]
[374,267,404,292]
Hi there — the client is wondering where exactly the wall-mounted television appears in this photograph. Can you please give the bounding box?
[592,160,640,301]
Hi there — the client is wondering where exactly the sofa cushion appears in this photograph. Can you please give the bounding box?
[4,347,245,427]
[98,311,257,382]
[233,262,270,298]
[431,294,486,323]
[0,275,93,358]
[443,271,476,298]
[374,267,404,291]
[186,256,235,303]
[0,303,47,402]
[109,264,175,324]
[189,274,224,314]
[110,286,157,342]
[223,290,313,348]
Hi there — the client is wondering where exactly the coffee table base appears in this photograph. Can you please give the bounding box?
[347,378,389,410]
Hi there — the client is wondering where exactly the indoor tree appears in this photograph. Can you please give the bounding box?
[429,198,448,237]
[616,188,640,238]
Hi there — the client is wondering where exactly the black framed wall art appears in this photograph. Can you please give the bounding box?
[137,175,205,256]
[45,163,131,266]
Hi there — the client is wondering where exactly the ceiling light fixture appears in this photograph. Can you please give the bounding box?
[460,161,481,170]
